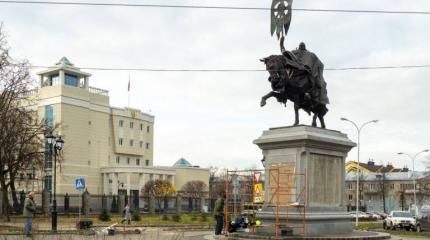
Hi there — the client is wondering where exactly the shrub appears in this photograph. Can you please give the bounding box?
[132,211,141,221]
[191,215,198,221]
[98,209,111,221]
[200,213,208,222]
[171,214,181,222]
[161,215,169,221]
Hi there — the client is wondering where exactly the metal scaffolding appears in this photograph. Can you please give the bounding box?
[224,164,307,238]
[225,169,264,234]
[267,163,307,238]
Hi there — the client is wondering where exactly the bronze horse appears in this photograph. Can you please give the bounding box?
[260,52,328,128]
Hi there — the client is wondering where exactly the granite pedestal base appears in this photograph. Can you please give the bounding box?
[253,125,356,236]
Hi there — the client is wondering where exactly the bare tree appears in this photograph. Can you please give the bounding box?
[181,180,207,211]
[209,167,227,199]
[181,180,207,199]
[0,23,47,221]
[376,172,389,213]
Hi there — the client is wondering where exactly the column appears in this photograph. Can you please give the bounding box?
[84,77,89,89]
[139,173,145,192]
[171,175,175,186]
[126,173,131,196]
[103,173,109,195]
[39,75,44,88]
[111,172,118,195]
[59,70,65,85]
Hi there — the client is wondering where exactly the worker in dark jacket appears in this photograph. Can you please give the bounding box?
[23,192,36,237]
[213,193,226,235]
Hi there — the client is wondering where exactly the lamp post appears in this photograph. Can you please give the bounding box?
[398,149,429,210]
[341,118,378,227]
[45,132,64,232]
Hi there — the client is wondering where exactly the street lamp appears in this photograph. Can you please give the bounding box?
[45,132,64,232]
[398,149,429,210]
[341,117,378,227]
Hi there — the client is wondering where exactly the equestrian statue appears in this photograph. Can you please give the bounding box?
[260,0,329,128]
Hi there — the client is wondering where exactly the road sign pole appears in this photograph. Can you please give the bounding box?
[79,189,81,221]
[75,178,85,222]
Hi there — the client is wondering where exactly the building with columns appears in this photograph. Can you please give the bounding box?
[25,57,209,196]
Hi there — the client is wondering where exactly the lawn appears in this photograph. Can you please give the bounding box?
[353,221,430,238]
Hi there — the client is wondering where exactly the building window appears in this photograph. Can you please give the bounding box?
[136,159,140,166]
[130,139,134,146]
[44,139,53,169]
[45,105,54,128]
[140,123,143,131]
[119,138,123,145]
[145,160,149,166]
[348,183,353,190]
[116,156,120,164]
[44,176,52,192]
[147,125,150,133]
[370,184,375,190]
[390,184,394,190]
[127,158,130,165]
[65,73,78,87]
[146,143,150,149]
[348,194,353,201]
[140,141,143,148]
[48,74,59,86]
[130,122,134,129]
[44,105,54,169]
[119,120,123,127]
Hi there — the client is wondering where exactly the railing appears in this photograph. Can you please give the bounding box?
[89,86,109,96]
[20,88,38,97]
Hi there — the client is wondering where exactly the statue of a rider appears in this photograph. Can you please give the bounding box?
[280,37,329,106]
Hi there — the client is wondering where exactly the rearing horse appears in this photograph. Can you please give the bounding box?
[260,53,328,128]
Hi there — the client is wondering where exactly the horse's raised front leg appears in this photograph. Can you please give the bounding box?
[260,91,277,107]
[312,113,317,127]
[294,103,299,126]
[318,114,326,129]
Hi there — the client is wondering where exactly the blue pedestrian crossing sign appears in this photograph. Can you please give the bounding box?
[75,178,85,190]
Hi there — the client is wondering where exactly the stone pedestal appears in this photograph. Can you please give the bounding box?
[253,125,355,236]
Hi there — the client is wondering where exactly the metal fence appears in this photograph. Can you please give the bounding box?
[2,190,216,215]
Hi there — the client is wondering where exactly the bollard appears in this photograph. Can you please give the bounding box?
[149,196,155,214]
[176,194,182,214]
[42,189,50,215]
[82,190,90,217]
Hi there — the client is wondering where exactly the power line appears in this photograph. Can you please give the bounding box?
[28,64,430,72]
[0,0,430,15]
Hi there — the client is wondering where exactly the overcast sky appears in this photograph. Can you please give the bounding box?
[1,0,430,170]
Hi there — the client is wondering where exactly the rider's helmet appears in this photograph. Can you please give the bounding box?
[299,42,306,50]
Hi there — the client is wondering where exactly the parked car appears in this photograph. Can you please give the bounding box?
[383,211,416,231]
[366,212,382,220]
[415,215,430,232]
[349,211,370,219]
[375,211,388,219]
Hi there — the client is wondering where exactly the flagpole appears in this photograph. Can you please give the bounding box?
[128,74,130,108]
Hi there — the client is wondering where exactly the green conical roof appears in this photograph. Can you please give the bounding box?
[173,158,192,167]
